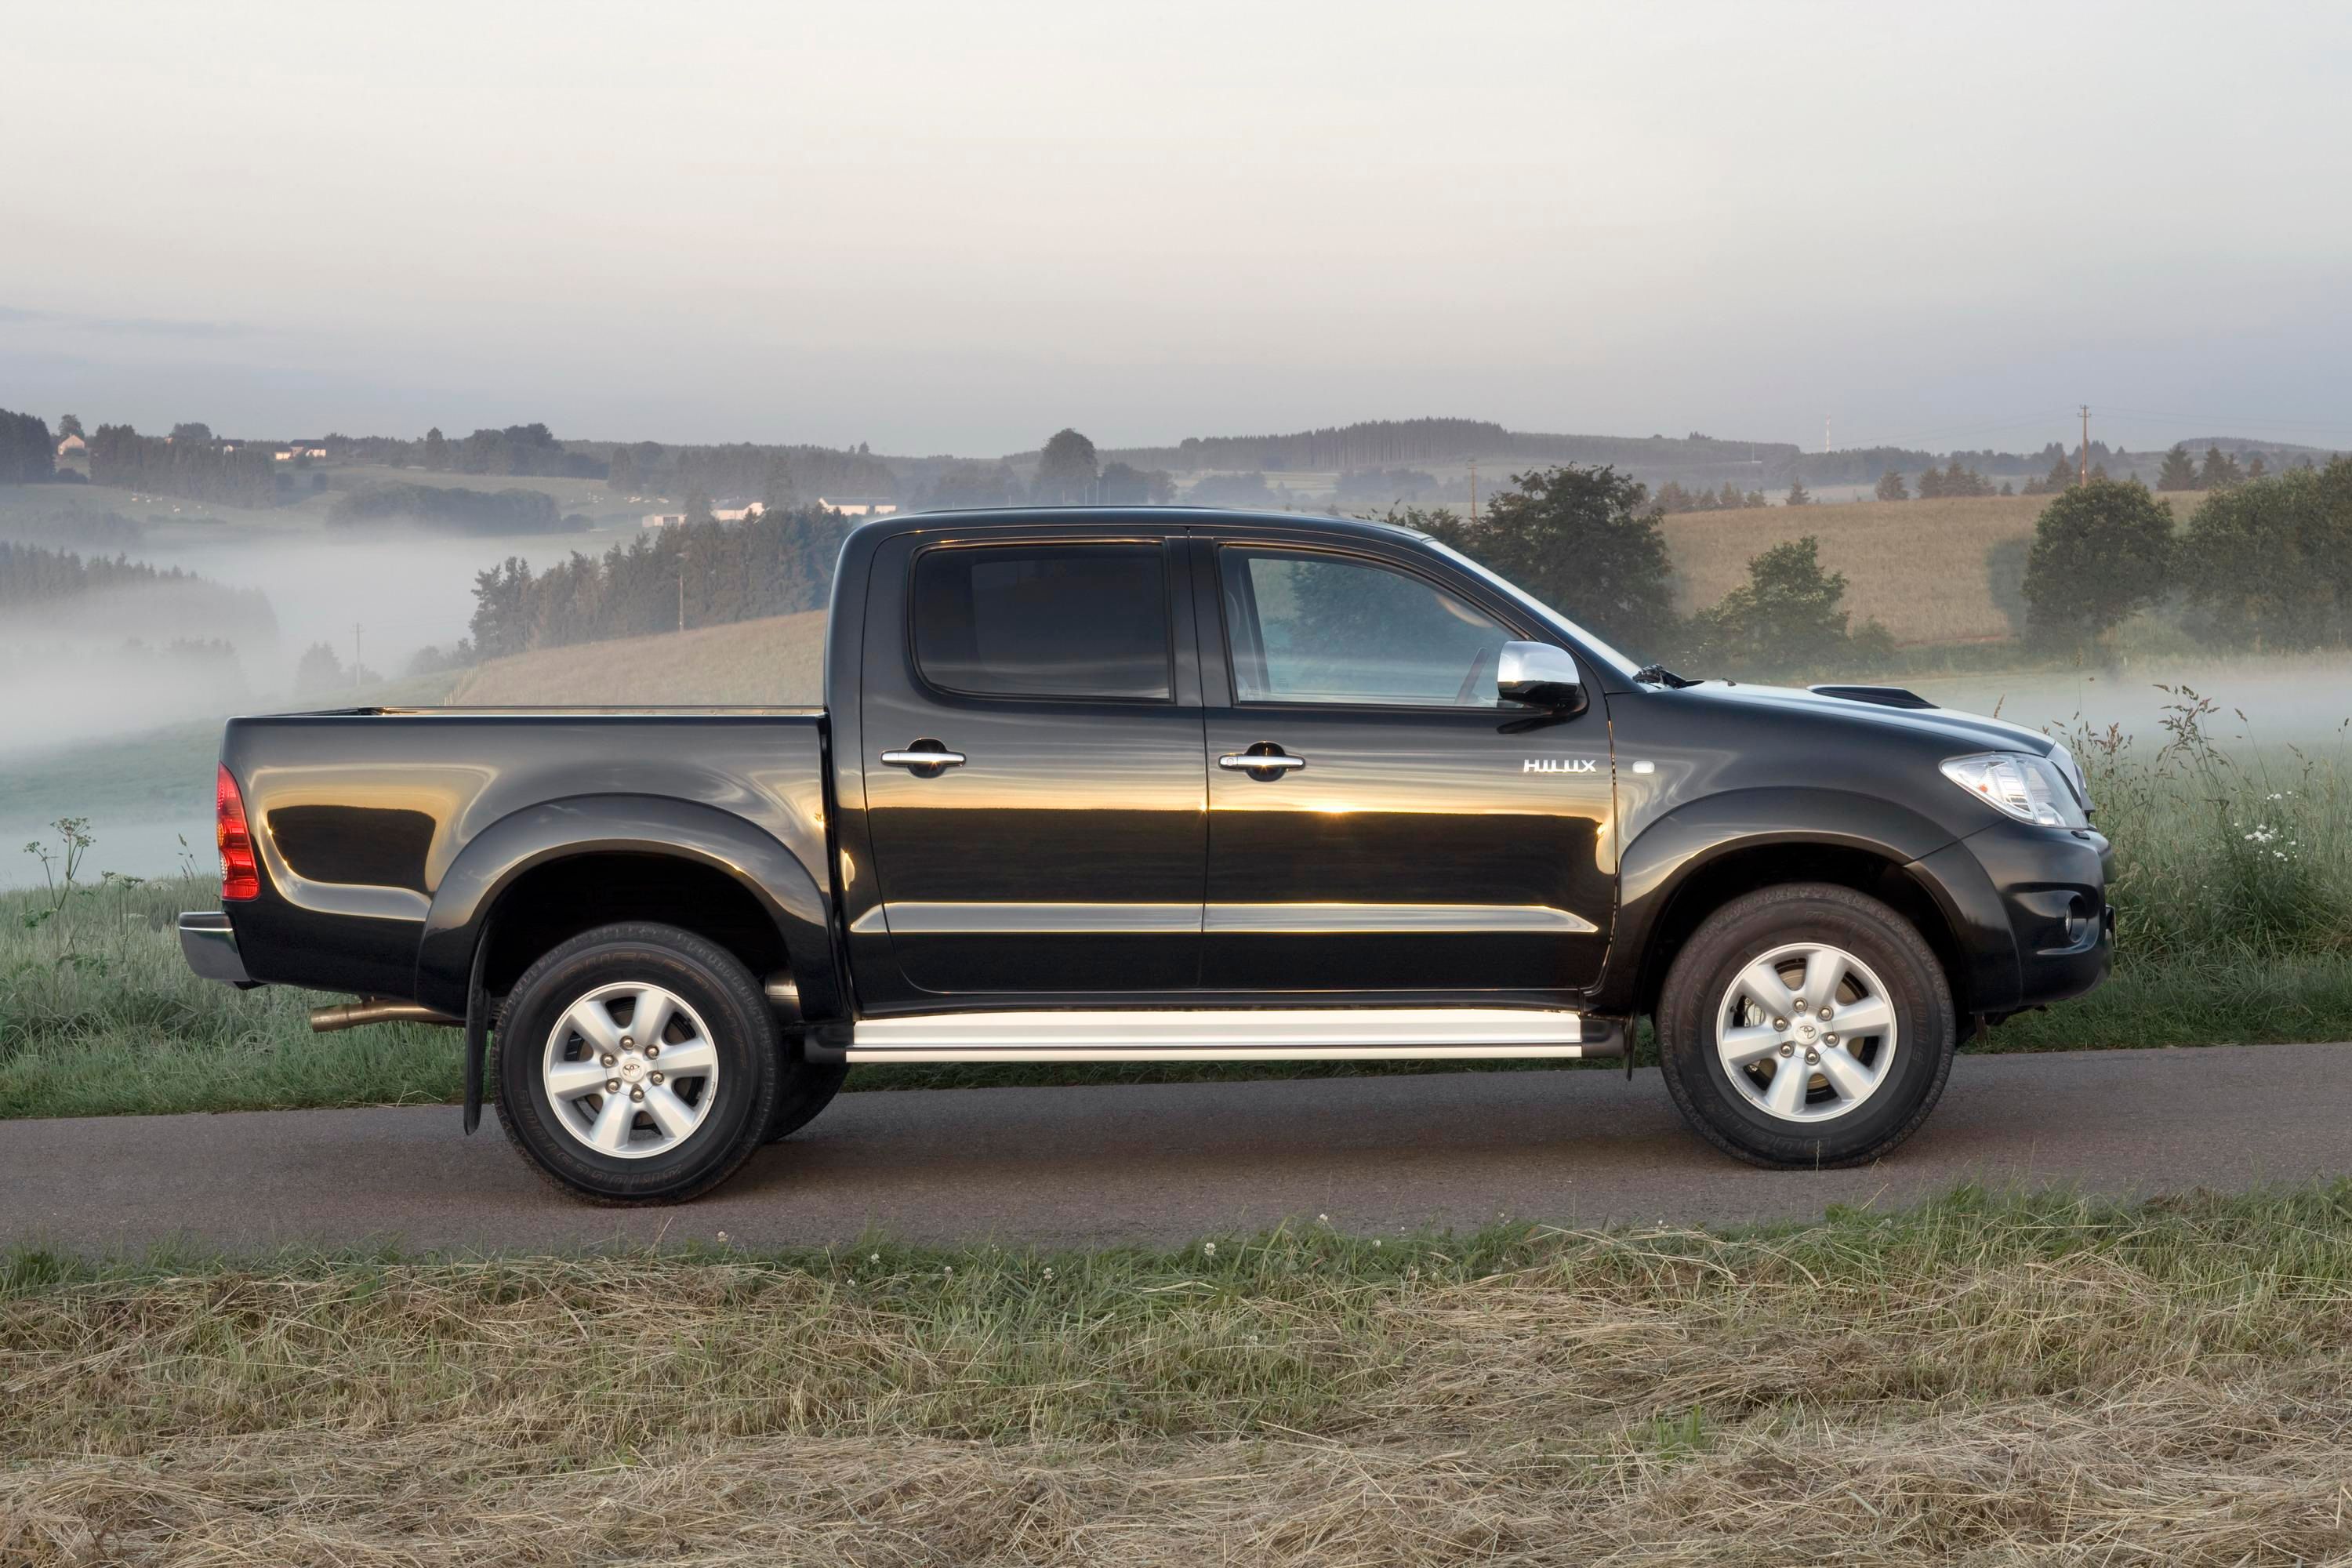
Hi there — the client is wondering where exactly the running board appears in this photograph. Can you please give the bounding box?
[822,1007,1621,1063]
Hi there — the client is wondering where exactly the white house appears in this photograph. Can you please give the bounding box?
[641,512,686,529]
[818,496,898,517]
[55,433,86,457]
[644,499,768,528]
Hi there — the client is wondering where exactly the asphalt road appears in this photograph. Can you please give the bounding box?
[8,1043,2350,1255]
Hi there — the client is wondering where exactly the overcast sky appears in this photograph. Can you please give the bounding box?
[5,0,2349,456]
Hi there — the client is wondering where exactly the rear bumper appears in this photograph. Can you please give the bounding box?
[179,910,255,986]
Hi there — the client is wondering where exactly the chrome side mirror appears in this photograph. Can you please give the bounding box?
[1497,641,1586,713]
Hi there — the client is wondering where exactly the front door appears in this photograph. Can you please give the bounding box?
[858,533,1206,996]
[1198,537,1613,995]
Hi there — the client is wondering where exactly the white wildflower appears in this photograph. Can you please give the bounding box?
[869,1253,880,1264]
[1203,1241,1217,1257]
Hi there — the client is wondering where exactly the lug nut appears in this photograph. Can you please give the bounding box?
[601,1054,616,1069]
[1805,1048,1820,1063]
[629,1087,645,1102]
[1819,1006,1833,1021]
[1778,1042,1795,1057]
[645,1044,660,1058]
[619,1036,634,1049]
[1824,1033,1838,1046]
[1793,1000,1806,1014]
[649,1071,664,1085]
[1772,1018,1788,1032]
[605,1079,621,1093]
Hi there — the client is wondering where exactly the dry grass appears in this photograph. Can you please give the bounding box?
[1664,494,2048,644]
[447,608,829,706]
[9,1185,2352,1564]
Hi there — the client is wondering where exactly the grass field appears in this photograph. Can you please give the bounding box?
[8,1183,2352,1563]
[448,608,829,706]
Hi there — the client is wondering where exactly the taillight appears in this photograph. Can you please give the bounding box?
[216,764,260,901]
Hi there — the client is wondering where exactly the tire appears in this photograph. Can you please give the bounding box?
[494,922,779,1204]
[763,1041,848,1143]
[1656,883,1955,1169]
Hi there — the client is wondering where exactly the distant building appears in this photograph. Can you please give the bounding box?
[818,496,898,517]
[273,442,329,462]
[643,499,768,527]
[55,433,85,457]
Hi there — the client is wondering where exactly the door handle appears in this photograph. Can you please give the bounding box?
[1218,751,1305,772]
[882,746,967,770]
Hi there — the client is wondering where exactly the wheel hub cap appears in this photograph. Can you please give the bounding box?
[1714,941,1898,1124]
[541,982,719,1160]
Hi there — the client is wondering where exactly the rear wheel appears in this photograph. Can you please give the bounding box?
[1657,883,1955,1168]
[495,922,778,1203]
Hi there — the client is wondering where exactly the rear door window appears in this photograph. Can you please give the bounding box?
[913,543,1174,702]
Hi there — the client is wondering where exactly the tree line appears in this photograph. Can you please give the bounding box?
[328,482,576,534]
[85,424,281,508]
[0,408,56,483]
[0,540,277,642]
[466,505,852,659]
[2023,461,2352,652]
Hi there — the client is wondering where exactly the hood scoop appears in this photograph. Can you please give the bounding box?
[1809,684,1937,711]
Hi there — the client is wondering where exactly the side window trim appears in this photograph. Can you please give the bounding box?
[1210,540,1559,712]
[906,536,1183,707]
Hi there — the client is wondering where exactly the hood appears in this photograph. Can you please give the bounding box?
[1659,679,2059,756]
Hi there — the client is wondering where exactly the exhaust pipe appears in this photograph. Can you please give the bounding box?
[310,999,463,1033]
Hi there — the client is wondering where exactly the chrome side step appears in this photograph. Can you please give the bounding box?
[837,1007,1617,1062]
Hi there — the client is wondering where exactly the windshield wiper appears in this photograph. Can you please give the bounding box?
[1633,663,1699,688]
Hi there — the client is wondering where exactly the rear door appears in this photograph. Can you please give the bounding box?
[1196,533,1613,996]
[855,531,1207,996]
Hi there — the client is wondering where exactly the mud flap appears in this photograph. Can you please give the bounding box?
[462,923,491,1135]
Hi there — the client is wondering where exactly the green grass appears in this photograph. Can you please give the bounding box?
[9,1184,2352,1562]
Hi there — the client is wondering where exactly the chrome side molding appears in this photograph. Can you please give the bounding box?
[843,1006,1614,1062]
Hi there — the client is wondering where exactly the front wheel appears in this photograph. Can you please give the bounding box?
[1656,883,1955,1168]
[495,923,779,1203]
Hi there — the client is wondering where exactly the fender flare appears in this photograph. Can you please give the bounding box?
[411,794,842,1019]
[1595,786,1981,1012]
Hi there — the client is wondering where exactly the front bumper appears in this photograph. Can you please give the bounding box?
[1911,821,2114,1017]
[179,910,255,986]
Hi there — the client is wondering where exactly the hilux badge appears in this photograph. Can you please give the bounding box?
[1523,758,1598,774]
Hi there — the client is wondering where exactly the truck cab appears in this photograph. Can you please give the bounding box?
[183,508,2114,1202]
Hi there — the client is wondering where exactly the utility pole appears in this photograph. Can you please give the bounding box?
[677,533,687,633]
[1468,459,1478,522]
[352,622,362,691]
[2079,405,2090,488]
[1824,415,1831,455]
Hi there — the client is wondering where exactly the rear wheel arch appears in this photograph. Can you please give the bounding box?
[415,796,840,1020]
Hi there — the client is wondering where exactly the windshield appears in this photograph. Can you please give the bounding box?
[1419,538,1646,682]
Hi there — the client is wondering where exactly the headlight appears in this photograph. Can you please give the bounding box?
[2046,742,2092,815]
[1940,751,2088,828]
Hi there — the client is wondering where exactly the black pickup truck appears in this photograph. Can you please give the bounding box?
[181,508,2113,1202]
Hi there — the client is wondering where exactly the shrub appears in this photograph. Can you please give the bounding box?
[1682,535,1887,677]
[2020,479,2174,650]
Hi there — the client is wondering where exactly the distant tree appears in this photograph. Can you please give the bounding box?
[684,487,716,528]
[1032,427,1098,505]
[2246,453,2268,481]
[606,445,640,495]
[56,413,84,440]
[2156,444,2199,492]
[1875,470,1909,502]
[0,408,55,484]
[761,452,798,511]
[1999,481,2014,496]
[1420,464,1671,650]
[2021,479,2176,649]
[1097,461,1171,504]
[169,422,213,443]
[1685,535,1886,676]
[2179,462,2352,650]
[2045,455,2077,492]
[1785,478,1812,506]
[422,426,448,471]
[1189,471,1274,506]
[2200,445,2243,488]
[294,641,347,695]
